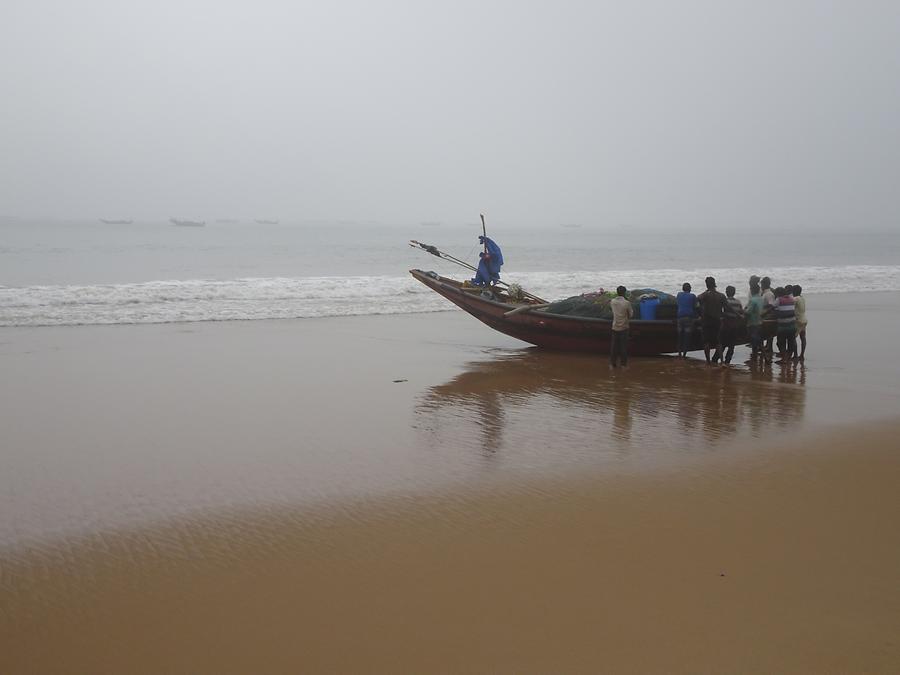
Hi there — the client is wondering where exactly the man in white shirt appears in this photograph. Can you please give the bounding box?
[610,285,633,368]
[761,276,776,308]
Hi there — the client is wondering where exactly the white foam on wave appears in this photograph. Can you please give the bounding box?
[2,265,899,327]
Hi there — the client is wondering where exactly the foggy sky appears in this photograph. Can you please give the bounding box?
[2,0,899,229]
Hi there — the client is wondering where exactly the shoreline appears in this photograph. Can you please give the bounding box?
[0,288,897,330]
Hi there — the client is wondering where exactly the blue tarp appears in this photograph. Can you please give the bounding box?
[471,236,504,286]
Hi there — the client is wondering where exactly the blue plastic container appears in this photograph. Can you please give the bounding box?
[639,297,660,320]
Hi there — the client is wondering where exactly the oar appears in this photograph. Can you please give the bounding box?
[504,303,550,317]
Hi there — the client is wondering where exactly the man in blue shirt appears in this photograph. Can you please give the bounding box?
[675,282,697,358]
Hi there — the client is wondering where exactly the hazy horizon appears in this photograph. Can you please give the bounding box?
[2,215,899,235]
[3,1,899,230]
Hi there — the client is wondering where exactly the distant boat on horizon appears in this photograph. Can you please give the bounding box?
[254,219,279,225]
[559,223,582,229]
[99,218,133,225]
[170,217,206,227]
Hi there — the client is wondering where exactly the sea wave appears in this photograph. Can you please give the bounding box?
[2,265,899,327]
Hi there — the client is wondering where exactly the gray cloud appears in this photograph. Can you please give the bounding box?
[2,0,899,229]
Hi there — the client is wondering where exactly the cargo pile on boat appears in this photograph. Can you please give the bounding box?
[546,288,677,320]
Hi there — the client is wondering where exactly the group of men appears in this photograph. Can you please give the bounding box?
[607,277,809,368]
[676,275,808,365]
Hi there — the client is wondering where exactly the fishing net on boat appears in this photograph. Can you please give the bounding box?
[546,291,616,318]
[545,288,678,319]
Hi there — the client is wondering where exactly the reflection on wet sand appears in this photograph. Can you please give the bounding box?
[416,351,806,463]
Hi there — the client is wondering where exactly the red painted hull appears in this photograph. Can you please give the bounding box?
[411,269,716,355]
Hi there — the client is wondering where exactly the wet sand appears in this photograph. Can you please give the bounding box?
[2,293,900,672]
[2,424,899,674]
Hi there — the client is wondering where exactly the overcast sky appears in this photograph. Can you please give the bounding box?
[1,0,898,229]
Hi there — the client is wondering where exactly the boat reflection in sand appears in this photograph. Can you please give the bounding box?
[415,351,805,465]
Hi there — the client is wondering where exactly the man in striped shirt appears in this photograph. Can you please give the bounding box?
[774,286,797,363]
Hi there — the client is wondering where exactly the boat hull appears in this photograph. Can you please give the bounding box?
[411,269,760,355]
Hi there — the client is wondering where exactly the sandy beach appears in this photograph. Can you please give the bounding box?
[2,293,900,673]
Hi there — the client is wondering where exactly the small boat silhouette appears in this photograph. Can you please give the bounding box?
[169,218,206,227]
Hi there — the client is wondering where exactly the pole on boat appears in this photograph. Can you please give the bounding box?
[480,213,487,256]
[409,240,478,272]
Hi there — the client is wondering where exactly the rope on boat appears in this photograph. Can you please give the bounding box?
[409,240,547,304]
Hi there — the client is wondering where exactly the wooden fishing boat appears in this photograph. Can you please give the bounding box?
[410,268,764,355]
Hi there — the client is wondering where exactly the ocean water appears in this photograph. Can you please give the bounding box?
[2,218,899,326]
